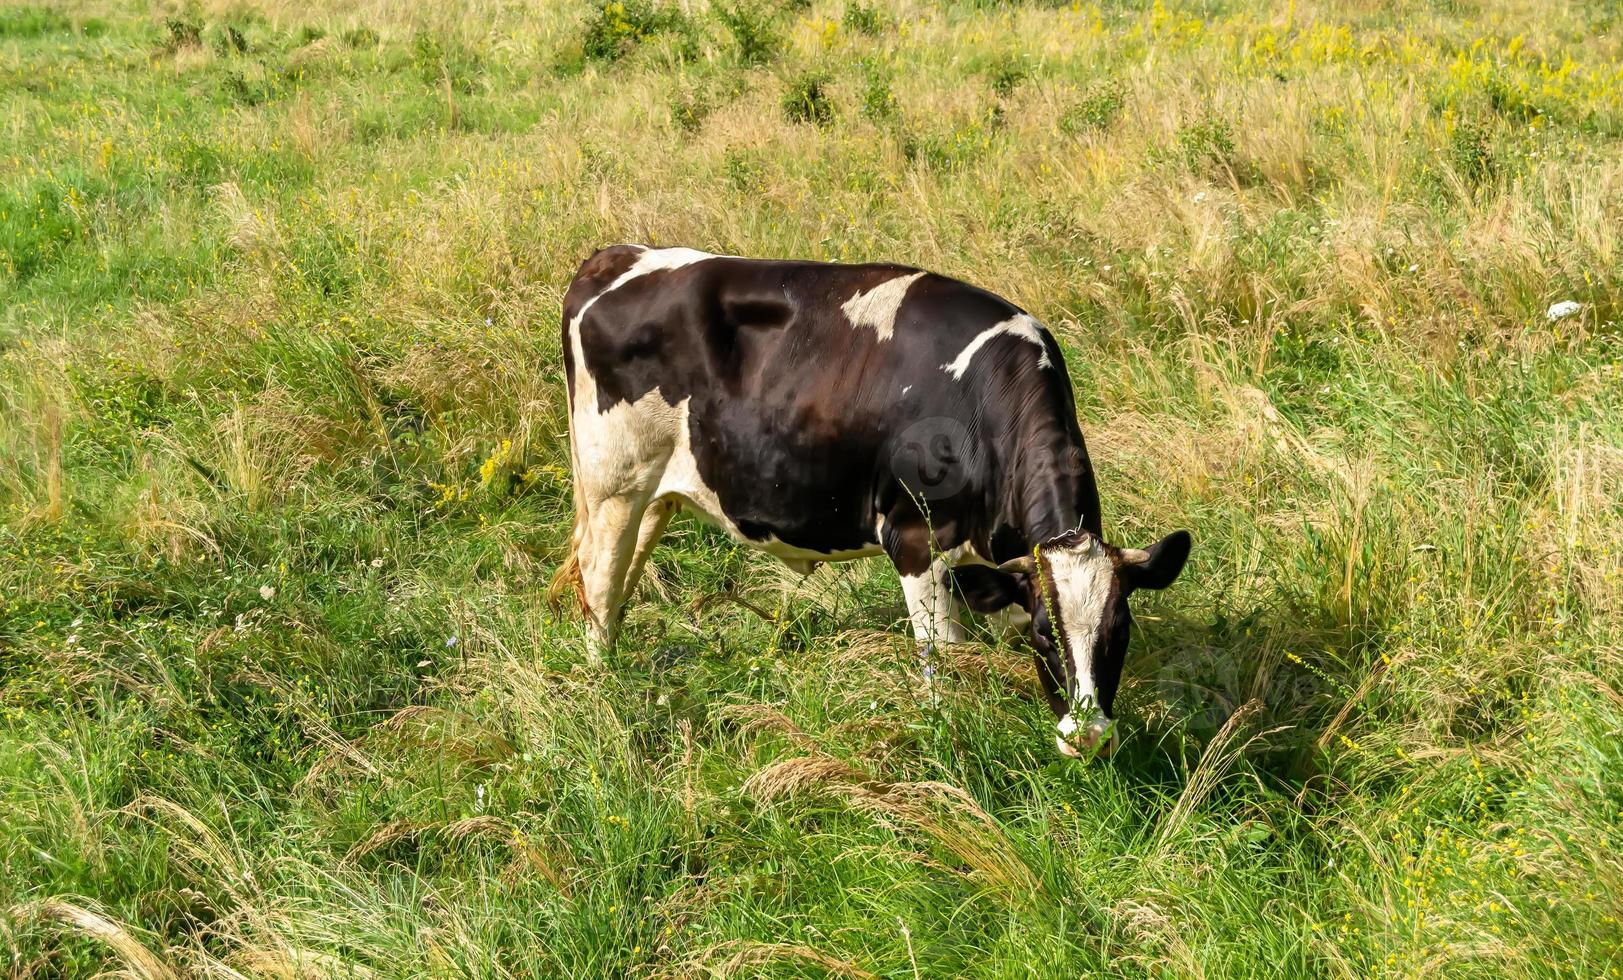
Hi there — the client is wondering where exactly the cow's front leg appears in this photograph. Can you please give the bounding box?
[898,553,966,649]
[895,553,966,695]
[881,519,963,691]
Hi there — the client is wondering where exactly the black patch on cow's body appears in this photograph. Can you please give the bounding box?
[567,249,1104,572]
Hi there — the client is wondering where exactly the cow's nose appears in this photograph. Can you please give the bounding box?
[1056,714,1116,759]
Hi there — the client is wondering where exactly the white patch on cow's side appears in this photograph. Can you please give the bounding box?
[901,385,912,395]
[757,539,885,562]
[573,391,683,497]
[939,313,1053,380]
[650,396,731,531]
[841,271,926,341]
[1039,536,1114,719]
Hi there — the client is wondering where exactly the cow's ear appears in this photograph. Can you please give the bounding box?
[1119,530,1192,592]
[951,564,1032,614]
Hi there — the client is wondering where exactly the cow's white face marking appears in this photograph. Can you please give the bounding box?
[939,313,1053,380]
[1040,535,1114,725]
[841,271,926,341]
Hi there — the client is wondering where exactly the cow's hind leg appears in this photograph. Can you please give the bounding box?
[620,497,675,605]
[577,491,650,662]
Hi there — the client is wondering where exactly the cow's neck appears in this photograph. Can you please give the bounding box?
[1007,412,1100,548]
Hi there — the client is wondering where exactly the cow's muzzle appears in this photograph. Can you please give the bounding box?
[1056,713,1115,759]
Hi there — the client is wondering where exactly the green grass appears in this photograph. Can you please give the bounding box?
[3,0,1623,975]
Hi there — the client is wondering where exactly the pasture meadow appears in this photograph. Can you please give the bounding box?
[3,0,1623,975]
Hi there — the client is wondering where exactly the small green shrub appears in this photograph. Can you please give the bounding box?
[723,150,763,191]
[841,2,885,36]
[900,120,993,171]
[582,0,689,63]
[1177,116,1237,173]
[223,69,275,106]
[859,60,897,120]
[411,31,482,94]
[1060,78,1126,133]
[783,71,835,126]
[670,87,710,134]
[341,25,379,48]
[164,17,201,50]
[715,3,780,67]
[985,52,1031,97]
[1449,116,1496,187]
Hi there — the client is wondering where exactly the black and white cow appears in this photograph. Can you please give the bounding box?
[560,245,1190,757]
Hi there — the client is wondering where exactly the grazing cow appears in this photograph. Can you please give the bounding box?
[559,245,1190,757]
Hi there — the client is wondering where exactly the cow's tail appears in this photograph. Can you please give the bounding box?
[545,461,590,618]
[546,332,589,618]
[546,482,587,616]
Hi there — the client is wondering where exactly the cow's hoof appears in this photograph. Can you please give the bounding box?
[915,645,941,702]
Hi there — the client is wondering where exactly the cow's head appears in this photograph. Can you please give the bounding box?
[952,529,1191,758]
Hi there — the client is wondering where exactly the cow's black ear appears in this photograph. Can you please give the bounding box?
[1119,530,1191,592]
[951,565,1032,614]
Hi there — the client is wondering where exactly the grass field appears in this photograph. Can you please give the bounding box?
[4,0,1623,975]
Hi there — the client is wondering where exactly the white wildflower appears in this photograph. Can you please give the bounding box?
[259,584,275,600]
